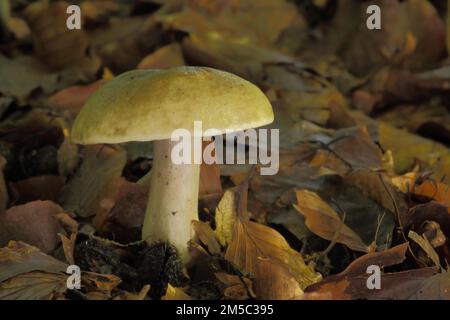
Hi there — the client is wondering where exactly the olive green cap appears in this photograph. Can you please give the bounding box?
[71,66,274,144]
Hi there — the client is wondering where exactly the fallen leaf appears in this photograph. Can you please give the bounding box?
[225,219,322,293]
[410,272,450,300]
[0,241,67,284]
[252,257,304,300]
[0,201,64,253]
[295,189,370,252]
[305,243,438,299]
[392,173,450,213]
[215,272,255,300]
[192,220,221,255]
[107,179,148,230]
[138,43,186,69]
[9,175,65,204]
[23,1,100,74]
[0,155,8,212]
[215,188,239,247]
[161,284,193,300]
[59,146,127,218]
[378,122,450,184]
[0,271,67,300]
[408,230,441,269]
[48,80,106,118]
[113,285,150,300]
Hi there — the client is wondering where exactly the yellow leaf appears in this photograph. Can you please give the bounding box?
[408,230,441,269]
[215,189,238,246]
[379,123,450,184]
[162,284,193,300]
[295,189,370,252]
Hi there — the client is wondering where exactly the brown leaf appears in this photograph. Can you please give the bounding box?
[392,173,450,213]
[0,241,67,284]
[328,127,383,170]
[59,233,76,266]
[199,147,222,197]
[305,243,437,299]
[0,271,67,300]
[0,155,8,213]
[107,179,148,229]
[295,189,370,252]
[192,220,221,255]
[23,1,100,74]
[225,219,321,295]
[138,43,186,69]
[0,201,64,253]
[345,169,408,218]
[113,285,150,300]
[9,175,65,205]
[60,146,127,219]
[252,257,304,300]
[215,272,255,300]
[82,271,121,294]
[48,80,106,118]
[410,272,450,300]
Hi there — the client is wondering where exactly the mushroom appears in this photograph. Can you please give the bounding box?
[71,66,274,261]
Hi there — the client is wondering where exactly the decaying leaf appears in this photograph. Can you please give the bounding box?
[192,220,221,255]
[0,271,67,300]
[252,257,305,300]
[59,146,126,218]
[0,201,64,253]
[215,272,255,300]
[0,241,67,284]
[215,188,239,247]
[408,230,441,269]
[138,43,186,70]
[161,284,193,300]
[295,189,370,252]
[10,175,65,204]
[305,243,438,299]
[225,219,322,293]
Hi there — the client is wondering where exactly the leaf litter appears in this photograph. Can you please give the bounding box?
[0,0,450,300]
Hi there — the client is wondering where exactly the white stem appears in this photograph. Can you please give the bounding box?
[142,139,200,262]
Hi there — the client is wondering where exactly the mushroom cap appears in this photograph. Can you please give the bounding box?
[71,66,274,144]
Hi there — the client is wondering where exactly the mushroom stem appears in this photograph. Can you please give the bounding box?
[142,139,200,262]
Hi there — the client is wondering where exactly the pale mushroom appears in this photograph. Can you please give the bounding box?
[71,66,274,261]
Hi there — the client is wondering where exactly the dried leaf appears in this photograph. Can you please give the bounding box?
[378,122,450,184]
[10,175,65,204]
[225,219,321,293]
[60,146,127,218]
[410,272,450,300]
[408,230,441,269]
[215,272,255,300]
[192,220,221,255]
[0,155,8,212]
[305,243,437,299]
[161,284,193,300]
[114,285,150,300]
[107,179,148,229]
[138,43,185,69]
[0,241,67,284]
[0,201,64,253]
[295,189,370,252]
[0,271,67,300]
[48,80,106,118]
[252,257,304,300]
[215,189,238,247]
